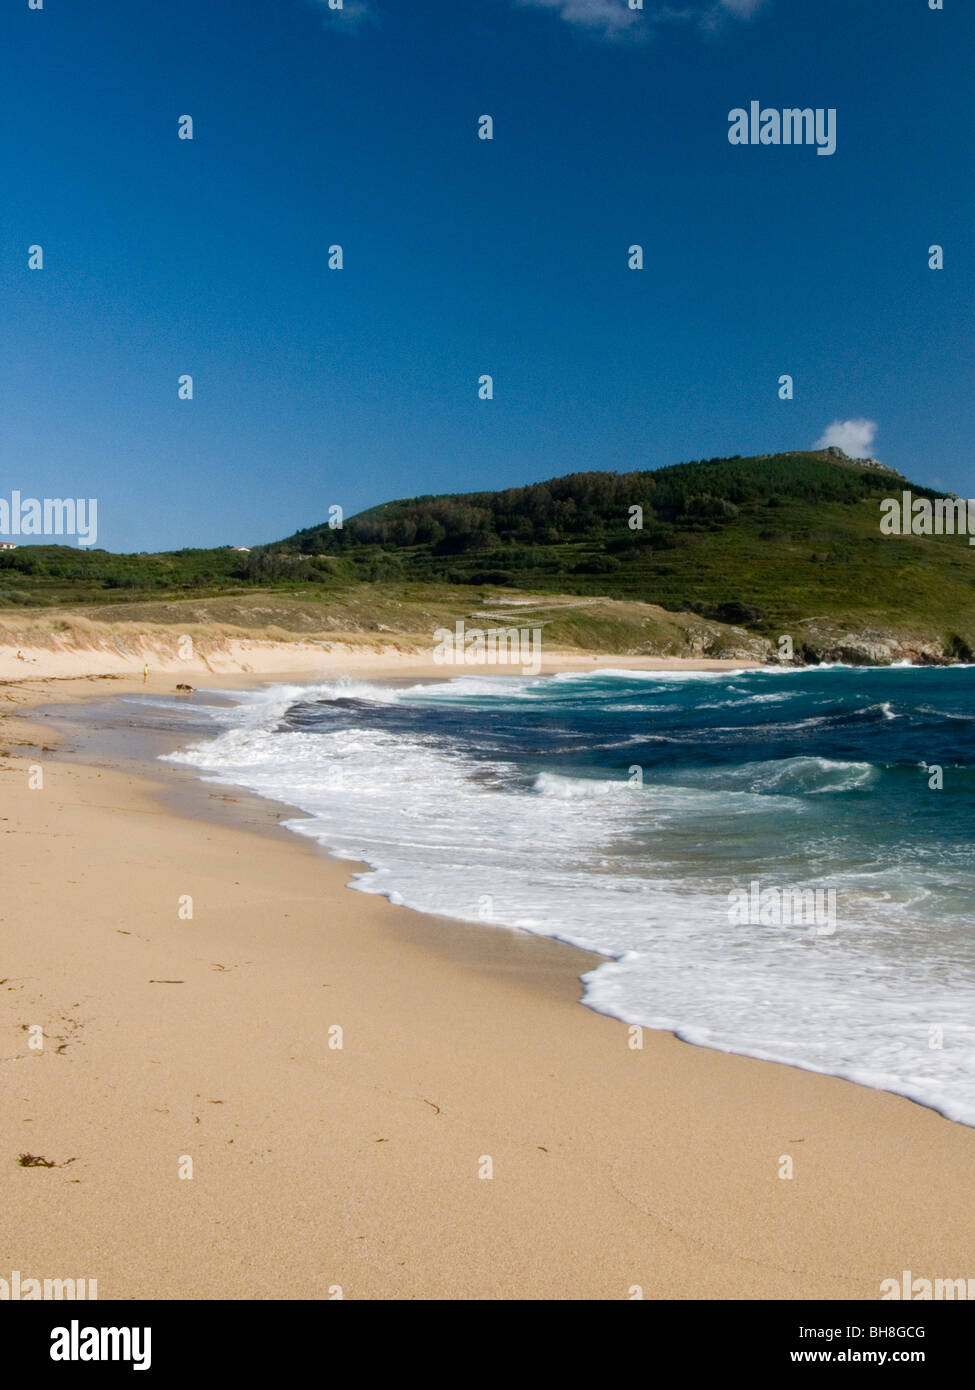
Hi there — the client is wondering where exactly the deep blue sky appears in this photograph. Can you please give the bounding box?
[3,0,972,550]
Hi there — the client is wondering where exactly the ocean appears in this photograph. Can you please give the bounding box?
[163,665,975,1125]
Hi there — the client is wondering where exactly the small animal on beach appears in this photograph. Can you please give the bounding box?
[175,683,195,693]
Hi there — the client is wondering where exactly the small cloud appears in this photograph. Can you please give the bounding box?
[513,0,767,40]
[307,0,376,31]
[815,419,879,459]
[515,0,643,38]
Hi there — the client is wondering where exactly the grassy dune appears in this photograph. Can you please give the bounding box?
[0,588,772,664]
[3,452,972,663]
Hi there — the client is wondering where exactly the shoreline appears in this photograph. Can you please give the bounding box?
[3,657,975,1298]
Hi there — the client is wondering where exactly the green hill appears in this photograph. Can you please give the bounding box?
[2,449,973,663]
[266,449,975,663]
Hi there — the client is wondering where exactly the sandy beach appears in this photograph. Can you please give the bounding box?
[3,650,975,1300]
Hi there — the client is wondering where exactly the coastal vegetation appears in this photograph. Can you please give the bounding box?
[3,451,973,663]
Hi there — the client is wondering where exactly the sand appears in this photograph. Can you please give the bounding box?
[3,656,975,1300]
[0,634,761,683]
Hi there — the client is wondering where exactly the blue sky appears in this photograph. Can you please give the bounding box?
[2,0,972,550]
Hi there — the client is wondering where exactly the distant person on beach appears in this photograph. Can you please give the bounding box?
[143,664,148,683]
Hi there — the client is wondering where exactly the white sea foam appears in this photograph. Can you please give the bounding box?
[163,676,975,1128]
